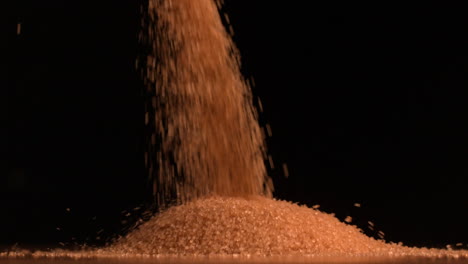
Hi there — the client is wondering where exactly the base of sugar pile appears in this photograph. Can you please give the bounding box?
[108,196,468,258]
[4,196,466,260]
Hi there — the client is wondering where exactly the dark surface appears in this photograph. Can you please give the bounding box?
[3,1,467,249]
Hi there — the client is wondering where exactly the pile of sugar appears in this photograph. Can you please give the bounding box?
[105,196,467,258]
[2,198,466,259]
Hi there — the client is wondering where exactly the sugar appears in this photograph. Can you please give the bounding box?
[142,0,272,206]
[3,0,466,260]
[6,196,463,259]
[108,196,467,258]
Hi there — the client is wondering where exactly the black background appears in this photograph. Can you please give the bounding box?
[3,1,467,250]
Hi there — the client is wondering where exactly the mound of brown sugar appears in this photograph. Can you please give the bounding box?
[108,196,467,258]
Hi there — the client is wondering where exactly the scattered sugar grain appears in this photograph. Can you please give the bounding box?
[282,163,289,178]
[266,124,272,137]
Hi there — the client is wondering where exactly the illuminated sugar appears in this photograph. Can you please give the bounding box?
[105,196,467,258]
[5,196,464,259]
[3,0,466,261]
[142,0,272,206]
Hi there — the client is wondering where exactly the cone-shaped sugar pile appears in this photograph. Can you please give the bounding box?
[3,196,466,259]
[112,196,382,256]
[108,196,467,258]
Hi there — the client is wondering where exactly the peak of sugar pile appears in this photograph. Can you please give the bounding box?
[105,196,467,258]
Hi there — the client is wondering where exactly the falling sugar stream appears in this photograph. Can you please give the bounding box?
[141,0,272,207]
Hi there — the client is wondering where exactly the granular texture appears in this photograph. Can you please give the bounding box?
[2,198,466,259]
[3,0,465,261]
[142,0,272,206]
[106,196,467,258]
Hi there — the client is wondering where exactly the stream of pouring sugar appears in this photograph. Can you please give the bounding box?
[141,0,272,207]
